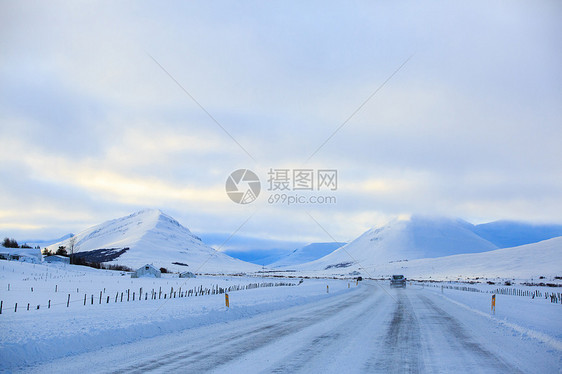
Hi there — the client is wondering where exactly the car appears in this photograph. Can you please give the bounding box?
[390,274,406,288]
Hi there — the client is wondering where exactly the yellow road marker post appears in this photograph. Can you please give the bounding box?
[327,285,329,293]
[225,293,230,308]
[491,294,496,314]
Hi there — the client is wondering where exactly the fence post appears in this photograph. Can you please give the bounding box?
[67,294,70,308]
[15,303,17,312]
[0,300,2,314]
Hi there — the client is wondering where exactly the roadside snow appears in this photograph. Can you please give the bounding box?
[420,284,562,351]
[0,261,353,370]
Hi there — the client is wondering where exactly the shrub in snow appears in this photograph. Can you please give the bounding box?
[2,237,19,248]
[55,246,68,256]
[42,249,54,256]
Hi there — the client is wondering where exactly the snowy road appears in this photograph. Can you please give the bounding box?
[20,283,560,373]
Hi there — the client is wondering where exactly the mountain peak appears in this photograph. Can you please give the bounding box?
[295,216,498,271]
[48,210,259,273]
[129,208,166,219]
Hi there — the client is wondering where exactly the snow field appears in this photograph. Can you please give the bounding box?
[0,261,355,370]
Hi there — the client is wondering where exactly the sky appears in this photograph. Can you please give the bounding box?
[1,1,561,249]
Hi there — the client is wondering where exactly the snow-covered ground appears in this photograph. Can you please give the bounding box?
[0,260,351,370]
[4,282,560,372]
[1,260,561,373]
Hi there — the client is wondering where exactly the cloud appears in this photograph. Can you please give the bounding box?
[1,1,561,244]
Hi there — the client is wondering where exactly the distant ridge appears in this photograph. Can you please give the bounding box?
[473,221,562,248]
[21,233,74,248]
[270,242,346,268]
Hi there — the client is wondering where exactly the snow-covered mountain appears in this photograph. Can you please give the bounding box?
[270,242,346,268]
[293,216,499,271]
[47,209,260,273]
[371,236,562,279]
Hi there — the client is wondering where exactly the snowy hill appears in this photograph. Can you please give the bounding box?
[47,209,260,273]
[293,216,498,271]
[371,235,562,279]
[270,242,346,268]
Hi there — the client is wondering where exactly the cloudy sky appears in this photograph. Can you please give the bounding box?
[1,1,561,248]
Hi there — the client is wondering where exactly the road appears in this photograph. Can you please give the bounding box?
[21,283,559,373]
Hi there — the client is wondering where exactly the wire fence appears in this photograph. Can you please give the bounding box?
[415,282,561,304]
[0,281,296,314]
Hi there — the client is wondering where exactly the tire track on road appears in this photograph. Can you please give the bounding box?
[110,287,370,373]
[266,288,386,373]
[417,294,523,374]
[365,290,423,373]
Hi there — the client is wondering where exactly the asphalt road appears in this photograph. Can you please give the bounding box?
[21,283,560,373]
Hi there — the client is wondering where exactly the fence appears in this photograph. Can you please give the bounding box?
[0,281,296,314]
[415,282,561,304]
